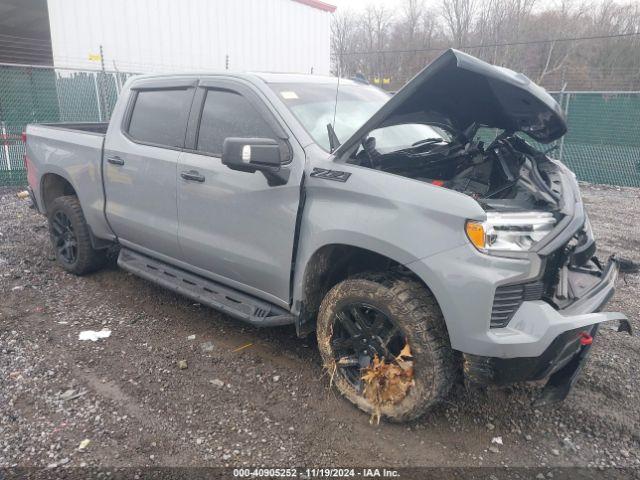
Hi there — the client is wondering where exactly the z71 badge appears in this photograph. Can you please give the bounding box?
[309,168,351,182]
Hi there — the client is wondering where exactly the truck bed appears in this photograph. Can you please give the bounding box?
[36,122,109,135]
[25,122,114,242]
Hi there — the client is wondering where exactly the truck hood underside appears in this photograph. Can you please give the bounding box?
[335,49,568,157]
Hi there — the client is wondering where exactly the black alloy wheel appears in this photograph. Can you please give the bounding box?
[316,273,459,422]
[51,210,78,265]
[331,302,405,391]
[47,195,107,275]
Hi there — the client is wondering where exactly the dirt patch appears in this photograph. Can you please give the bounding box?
[1,184,639,469]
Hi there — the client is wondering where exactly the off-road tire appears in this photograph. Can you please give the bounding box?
[317,272,459,422]
[48,195,106,275]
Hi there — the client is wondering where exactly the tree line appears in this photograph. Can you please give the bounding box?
[331,0,640,91]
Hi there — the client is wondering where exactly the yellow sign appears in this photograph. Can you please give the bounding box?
[88,53,102,62]
[383,78,391,85]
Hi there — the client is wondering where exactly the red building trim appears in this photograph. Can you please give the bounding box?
[292,0,337,13]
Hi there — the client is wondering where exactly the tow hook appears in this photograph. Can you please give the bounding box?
[578,332,593,345]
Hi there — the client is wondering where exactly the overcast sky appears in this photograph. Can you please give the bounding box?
[329,0,377,12]
[328,0,625,13]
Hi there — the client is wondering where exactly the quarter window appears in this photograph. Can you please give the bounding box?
[127,88,192,148]
[197,89,276,156]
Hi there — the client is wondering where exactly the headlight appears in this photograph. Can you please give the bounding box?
[465,211,556,254]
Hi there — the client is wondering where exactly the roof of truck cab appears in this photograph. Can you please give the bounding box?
[253,72,361,86]
[127,72,361,87]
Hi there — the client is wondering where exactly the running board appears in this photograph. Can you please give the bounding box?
[117,249,295,327]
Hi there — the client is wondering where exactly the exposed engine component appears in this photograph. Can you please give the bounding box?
[351,131,561,213]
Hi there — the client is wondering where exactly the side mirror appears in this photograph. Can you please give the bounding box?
[221,138,289,186]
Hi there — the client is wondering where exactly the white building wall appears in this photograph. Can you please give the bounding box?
[46,0,332,74]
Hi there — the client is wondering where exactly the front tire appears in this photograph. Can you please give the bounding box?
[47,195,106,275]
[316,272,458,422]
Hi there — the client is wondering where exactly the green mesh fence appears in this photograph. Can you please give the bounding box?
[478,91,640,187]
[0,64,639,187]
[0,65,134,185]
[557,92,640,187]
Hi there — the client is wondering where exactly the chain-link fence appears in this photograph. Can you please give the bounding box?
[0,64,135,185]
[1,63,639,187]
[552,91,640,187]
[479,91,640,187]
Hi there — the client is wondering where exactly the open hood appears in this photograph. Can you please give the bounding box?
[335,49,567,157]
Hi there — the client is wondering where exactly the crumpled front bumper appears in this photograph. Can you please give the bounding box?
[490,255,629,358]
[463,256,631,389]
[408,243,629,359]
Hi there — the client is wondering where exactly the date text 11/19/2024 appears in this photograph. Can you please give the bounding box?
[232,468,401,478]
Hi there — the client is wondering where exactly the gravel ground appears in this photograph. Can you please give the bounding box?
[0,183,639,473]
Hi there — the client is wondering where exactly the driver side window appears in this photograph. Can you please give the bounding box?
[196,89,276,156]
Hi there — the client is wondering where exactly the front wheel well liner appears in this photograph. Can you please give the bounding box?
[296,244,437,336]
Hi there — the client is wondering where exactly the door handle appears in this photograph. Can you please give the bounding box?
[106,155,125,166]
[180,170,205,183]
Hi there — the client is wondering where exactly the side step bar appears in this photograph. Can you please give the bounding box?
[117,248,295,327]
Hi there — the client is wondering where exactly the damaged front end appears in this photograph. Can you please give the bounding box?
[337,49,575,251]
[464,254,632,403]
[335,49,632,403]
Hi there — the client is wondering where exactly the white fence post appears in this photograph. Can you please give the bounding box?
[92,73,103,122]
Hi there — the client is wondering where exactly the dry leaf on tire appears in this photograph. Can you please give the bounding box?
[361,342,415,424]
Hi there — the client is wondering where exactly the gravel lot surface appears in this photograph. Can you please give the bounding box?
[0,183,638,473]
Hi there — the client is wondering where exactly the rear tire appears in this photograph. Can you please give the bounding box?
[47,195,106,275]
[316,272,458,422]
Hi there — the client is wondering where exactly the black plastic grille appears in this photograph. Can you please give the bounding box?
[490,281,544,328]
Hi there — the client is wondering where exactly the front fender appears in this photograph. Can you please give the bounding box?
[291,160,485,312]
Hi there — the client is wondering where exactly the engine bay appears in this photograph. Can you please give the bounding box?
[350,128,562,213]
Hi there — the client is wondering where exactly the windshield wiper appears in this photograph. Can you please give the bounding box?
[411,137,444,147]
[327,123,341,152]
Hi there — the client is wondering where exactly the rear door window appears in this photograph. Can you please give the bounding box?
[196,89,276,156]
[127,88,192,148]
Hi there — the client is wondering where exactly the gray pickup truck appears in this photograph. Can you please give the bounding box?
[25,49,630,422]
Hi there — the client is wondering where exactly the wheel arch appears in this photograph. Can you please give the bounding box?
[40,174,112,250]
[40,172,77,214]
[294,243,444,337]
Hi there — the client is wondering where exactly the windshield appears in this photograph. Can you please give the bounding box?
[269,82,449,151]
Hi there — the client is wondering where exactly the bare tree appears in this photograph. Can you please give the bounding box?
[330,0,640,91]
[441,0,476,47]
[390,0,441,84]
[330,10,358,76]
[359,4,393,79]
